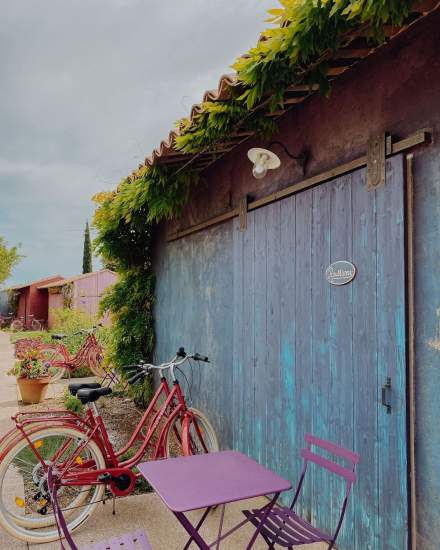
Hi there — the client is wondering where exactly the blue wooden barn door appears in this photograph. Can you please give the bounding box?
[232,155,408,549]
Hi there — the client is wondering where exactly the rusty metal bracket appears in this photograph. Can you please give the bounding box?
[367,134,386,190]
[238,195,249,232]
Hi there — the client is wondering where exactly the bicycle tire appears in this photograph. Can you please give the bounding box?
[10,320,23,332]
[0,426,105,543]
[166,407,219,458]
[31,319,42,331]
[39,345,67,382]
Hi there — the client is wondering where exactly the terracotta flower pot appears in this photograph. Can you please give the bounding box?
[17,377,51,404]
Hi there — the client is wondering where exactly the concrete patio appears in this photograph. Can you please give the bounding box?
[0,331,324,549]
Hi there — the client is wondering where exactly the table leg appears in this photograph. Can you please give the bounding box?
[245,492,280,550]
[175,509,211,550]
[215,504,226,550]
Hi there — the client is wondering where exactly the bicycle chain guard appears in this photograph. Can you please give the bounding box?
[98,468,137,497]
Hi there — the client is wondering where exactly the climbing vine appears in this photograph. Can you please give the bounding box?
[93,0,418,405]
[61,283,74,309]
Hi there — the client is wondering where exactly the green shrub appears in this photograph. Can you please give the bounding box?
[61,388,84,414]
[50,308,97,354]
[69,365,93,379]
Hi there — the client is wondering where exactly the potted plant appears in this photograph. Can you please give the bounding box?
[9,348,51,404]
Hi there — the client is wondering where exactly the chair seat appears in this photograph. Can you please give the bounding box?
[80,529,151,550]
[243,506,331,548]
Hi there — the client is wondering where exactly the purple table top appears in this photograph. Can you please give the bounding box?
[138,451,291,513]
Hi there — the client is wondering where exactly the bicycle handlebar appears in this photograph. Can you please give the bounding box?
[124,348,210,385]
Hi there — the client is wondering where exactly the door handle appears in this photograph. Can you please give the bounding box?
[381,377,392,414]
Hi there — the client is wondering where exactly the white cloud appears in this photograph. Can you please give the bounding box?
[0,0,275,284]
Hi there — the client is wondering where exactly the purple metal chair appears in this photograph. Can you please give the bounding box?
[47,468,151,550]
[243,434,359,549]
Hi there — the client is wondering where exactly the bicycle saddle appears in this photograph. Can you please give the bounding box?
[76,386,112,404]
[68,382,101,396]
[51,334,66,340]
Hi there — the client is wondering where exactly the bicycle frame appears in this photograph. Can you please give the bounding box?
[11,375,193,497]
[48,333,103,371]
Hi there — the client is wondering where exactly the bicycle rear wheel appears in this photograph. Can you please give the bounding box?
[39,346,67,382]
[166,408,219,458]
[0,426,105,543]
[10,320,23,332]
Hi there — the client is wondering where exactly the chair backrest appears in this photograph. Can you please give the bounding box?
[291,434,360,543]
[302,434,359,486]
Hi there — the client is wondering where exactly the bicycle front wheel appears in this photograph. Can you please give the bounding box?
[0,426,106,543]
[31,319,42,331]
[166,408,219,458]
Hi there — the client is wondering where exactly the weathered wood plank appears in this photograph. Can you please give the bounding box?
[293,188,313,520]
[241,210,256,457]
[328,173,355,548]
[279,195,297,504]
[352,167,380,550]
[310,183,332,532]
[266,201,282,473]
[253,205,268,464]
[232,217,244,451]
[376,155,408,550]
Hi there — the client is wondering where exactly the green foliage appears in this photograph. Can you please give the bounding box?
[232,0,415,108]
[99,270,154,407]
[62,388,84,414]
[61,283,74,308]
[175,101,276,154]
[50,308,100,354]
[82,221,93,274]
[7,290,19,316]
[0,237,22,286]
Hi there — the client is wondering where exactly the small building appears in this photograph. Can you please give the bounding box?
[132,5,440,549]
[38,269,117,328]
[9,275,65,327]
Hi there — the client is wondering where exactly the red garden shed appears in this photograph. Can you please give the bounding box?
[10,275,64,328]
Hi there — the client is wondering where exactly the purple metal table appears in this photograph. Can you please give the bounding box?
[138,450,291,550]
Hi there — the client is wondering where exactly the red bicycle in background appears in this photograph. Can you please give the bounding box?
[10,314,44,331]
[0,347,219,544]
[15,326,106,381]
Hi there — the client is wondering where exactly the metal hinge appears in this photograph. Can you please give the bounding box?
[367,134,387,191]
[239,195,249,232]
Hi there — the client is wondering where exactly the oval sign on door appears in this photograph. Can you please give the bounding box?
[325,261,356,286]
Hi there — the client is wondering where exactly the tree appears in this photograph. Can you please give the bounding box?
[82,221,93,274]
[0,237,21,286]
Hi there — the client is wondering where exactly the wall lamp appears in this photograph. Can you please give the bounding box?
[248,141,309,179]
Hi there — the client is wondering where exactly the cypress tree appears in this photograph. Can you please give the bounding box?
[82,221,93,274]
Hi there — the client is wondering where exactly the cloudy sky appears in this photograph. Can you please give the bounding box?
[0,0,274,286]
